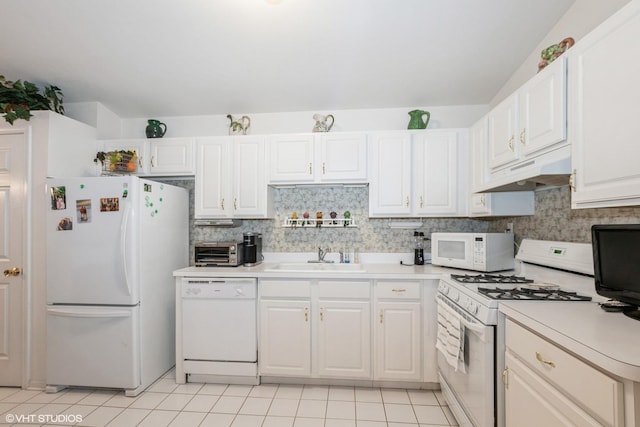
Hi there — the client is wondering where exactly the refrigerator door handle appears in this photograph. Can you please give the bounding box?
[120,202,132,296]
[47,307,133,318]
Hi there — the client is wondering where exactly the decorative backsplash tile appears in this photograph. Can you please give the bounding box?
[164,179,640,262]
[487,186,640,244]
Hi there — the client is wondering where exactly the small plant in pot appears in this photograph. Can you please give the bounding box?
[0,75,64,125]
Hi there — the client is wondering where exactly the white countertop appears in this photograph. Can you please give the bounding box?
[173,262,459,280]
[500,300,640,382]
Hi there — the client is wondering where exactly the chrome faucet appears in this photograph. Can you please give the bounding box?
[318,247,331,262]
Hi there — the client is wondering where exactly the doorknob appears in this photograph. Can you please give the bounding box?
[4,267,20,277]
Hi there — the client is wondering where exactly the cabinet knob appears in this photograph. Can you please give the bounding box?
[519,128,526,145]
[419,196,424,208]
[320,307,324,321]
[379,309,383,324]
[405,197,410,207]
[309,162,313,175]
[502,366,509,388]
[234,198,238,210]
[150,156,155,167]
[322,162,326,175]
[3,267,20,277]
[508,136,515,151]
[221,198,225,210]
[304,307,309,322]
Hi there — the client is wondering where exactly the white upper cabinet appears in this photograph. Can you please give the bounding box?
[195,136,273,219]
[268,132,367,184]
[369,130,467,217]
[101,138,195,176]
[569,0,640,209]
[148,138,194,175]
[368,132,412,216]
[470,117,534,217]
[488,57,567,173]
[412,130,466,216]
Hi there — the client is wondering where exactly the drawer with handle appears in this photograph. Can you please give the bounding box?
[376,281,421,299]
[505,319,623,426]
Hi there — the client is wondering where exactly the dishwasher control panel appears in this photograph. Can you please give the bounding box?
[181,278,257,299]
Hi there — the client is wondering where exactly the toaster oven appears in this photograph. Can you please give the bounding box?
[194,241,244,267]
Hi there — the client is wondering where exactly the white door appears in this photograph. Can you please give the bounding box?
[232,136,266,217]
[194,138,230,218]
[0,130,26,386]
[375,302,421,381]
[259,300,311,376]
[488,93,519,170]
[149,138,194,175]
[412,131,459,216]
[319,133,368,182]
[368,133,412,217]
[316,300,371,378]
[519,57,567,157]
[268,134,315,183]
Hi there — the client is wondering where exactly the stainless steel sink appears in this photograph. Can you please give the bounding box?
[264,263,365,273]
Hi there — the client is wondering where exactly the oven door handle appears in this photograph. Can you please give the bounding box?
[436,295,489,342]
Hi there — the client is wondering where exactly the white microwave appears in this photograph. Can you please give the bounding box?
[431,232,514,272]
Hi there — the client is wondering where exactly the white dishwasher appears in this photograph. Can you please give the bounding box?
[178,277,259,385]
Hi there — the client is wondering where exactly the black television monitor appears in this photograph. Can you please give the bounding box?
[592,224,640,320]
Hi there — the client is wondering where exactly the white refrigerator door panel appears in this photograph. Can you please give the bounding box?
[46,176,139,305]
[46,305,140,389]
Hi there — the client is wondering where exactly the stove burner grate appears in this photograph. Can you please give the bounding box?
[477,287,593,301]
[451,273,534,284]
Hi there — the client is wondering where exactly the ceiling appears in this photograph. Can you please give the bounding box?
[0,0,574,119]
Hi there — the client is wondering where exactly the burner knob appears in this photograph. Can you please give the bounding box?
[468,301,478,314]
[451,290,460,302]
[440,285,449,295]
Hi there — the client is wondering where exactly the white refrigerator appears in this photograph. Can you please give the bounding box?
[45,176,188,396]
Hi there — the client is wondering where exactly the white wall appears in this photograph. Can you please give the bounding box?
[490,0,631,107]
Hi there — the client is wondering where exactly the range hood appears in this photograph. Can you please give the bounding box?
[476,146,572,193]
[193,218,243,227]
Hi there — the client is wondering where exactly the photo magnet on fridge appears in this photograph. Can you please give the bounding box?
[76,199,92,223]
[50,186,66,210]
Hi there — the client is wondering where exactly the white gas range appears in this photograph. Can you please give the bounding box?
[436,239,603,427]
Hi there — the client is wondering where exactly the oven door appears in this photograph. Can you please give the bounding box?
[436,294,495,427]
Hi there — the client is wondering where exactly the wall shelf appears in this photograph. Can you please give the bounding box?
[282,217,356,228]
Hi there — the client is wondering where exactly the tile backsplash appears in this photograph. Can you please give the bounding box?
[164,179,640,263]
[487,185,640,243]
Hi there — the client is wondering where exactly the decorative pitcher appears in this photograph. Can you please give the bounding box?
[407,110,430,130]
[312,114,335,132]
[145,119,167,138]
[227,114,251,135]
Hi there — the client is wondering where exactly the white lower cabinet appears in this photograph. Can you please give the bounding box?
[316,300,371,379]
[374,281,422,381]
[504,319,623,427]
[259,299,311,377]
[259,278,432,382]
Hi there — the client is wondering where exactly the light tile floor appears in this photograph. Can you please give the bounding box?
[0,370,459,427]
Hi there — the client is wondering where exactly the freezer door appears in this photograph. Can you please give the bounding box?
[46,176,139,305]
[46,305,140,389]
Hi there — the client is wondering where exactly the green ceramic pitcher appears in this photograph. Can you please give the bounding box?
[407,110,430,130]
[145,119,167,138]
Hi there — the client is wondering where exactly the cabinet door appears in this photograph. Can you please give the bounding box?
[368,132,412,217]
[194,138,230,218]
[488,93,519,170]
[316,300,371,379]
[148,138,194,175]
[259,300,311,377]
[519,57,567,158]
[470,117,489,194]
[102,139,148,175]
[232,136,271,218]
[570,1,640,209]
[412,131,459,216]
[374,302,421,381]
[504,352,605,427]
[268,134,315,183]
[319,133,367,182]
